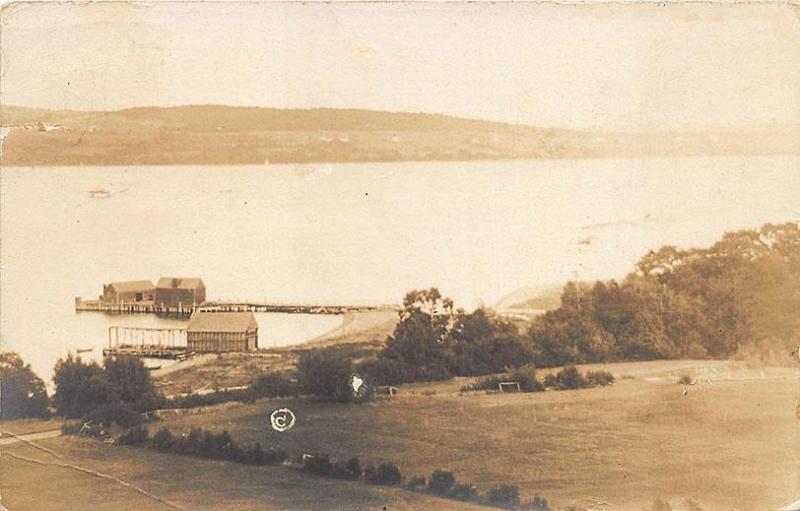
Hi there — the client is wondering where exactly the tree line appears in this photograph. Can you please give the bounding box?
[360,222,800,385]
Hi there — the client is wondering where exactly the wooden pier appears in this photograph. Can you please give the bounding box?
[76,297,398,317]
[103,326,190,360]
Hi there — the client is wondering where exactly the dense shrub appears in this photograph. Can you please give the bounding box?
[508,364,545,392]
[127,426,286,465]
[331,457,362,480]
[544,365,586,390]
[250,372,297,398]
[0,352,50,420]
[486,484,520,508]
[296,348,357,402]
[428,469,456,495]
[238,442,287,465]
[151,428,176,451]
[450,483,479,502]
[544,366,614,390]
[117,425,149,446]
[364,462,403,486]
[88,401,144,428]
[302,454,335,477]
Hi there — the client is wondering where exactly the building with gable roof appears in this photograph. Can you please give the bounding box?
[155,277,206,308]
[187,311,258,352]
[101,280,155,303]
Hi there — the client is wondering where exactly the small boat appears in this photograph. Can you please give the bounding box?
[76,347,94,354]
[87,189,112,199]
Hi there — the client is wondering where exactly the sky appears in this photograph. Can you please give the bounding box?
[1,1,799,130]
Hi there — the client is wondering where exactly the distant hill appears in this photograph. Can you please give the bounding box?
[2,105,798,165]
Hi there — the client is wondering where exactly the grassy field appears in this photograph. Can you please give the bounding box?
[1,435,492,510]
[152,360,800,511]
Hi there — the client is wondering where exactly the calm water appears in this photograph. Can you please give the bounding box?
[2,156,799,381]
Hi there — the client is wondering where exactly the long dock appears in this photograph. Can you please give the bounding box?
[75,297,398,317]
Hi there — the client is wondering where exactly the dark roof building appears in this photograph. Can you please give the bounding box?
[102,280,155,303]
[187,311,258,352]
[155,277,206,308]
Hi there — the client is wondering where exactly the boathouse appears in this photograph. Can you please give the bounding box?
[186,311,258,352]
[102,280,155,303]
[155,277,206,308]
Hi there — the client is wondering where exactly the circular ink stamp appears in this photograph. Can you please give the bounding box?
[270,408,296,432]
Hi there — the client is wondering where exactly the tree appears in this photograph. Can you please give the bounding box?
[52,355,114,418]
[296,348,355,402]
[52,354,162,422]
[0,352,49,420]
[103,356,161,412]
[378,289,455,383]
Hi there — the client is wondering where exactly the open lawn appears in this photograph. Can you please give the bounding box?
[1,435,491,510]
[154,360,800,511]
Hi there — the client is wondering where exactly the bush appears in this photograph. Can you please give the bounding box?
[117,425,149,446]
[508,364,545,392]
[585,370,615,387]
[302,454,334,477]
[296,348,356,402]
[145,427,285,465]
[450,483,479,502]
[486,484,520,508]
[364,462,402,485]
[428,469,456,495]
[544,366,614,390]
[331,457,362,480]
[88,401,144,428]
[151,428,176,451]
[546,365,587,390]
[250,372,297,398]
[239,442,287,465]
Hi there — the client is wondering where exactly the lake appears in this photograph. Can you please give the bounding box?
[2,156,799,381]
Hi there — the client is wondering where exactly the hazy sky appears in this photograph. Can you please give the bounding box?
[1,1,798,130]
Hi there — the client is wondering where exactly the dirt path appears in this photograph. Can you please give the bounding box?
[151,353,216,378]
[0,429,62,446]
